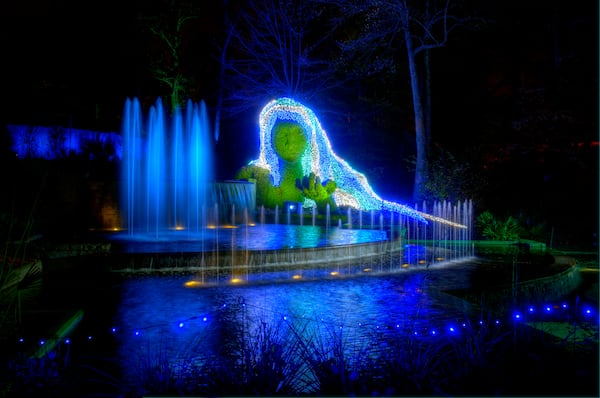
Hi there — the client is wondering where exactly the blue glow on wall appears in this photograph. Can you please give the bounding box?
[7,124,122,160]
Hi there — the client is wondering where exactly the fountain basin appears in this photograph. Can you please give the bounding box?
[104,224,403,275]
[108,240,405,276]
[107,224,387,252]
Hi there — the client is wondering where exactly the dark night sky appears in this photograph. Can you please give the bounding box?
[1,0,141,126]
[1,0,598,244]
[1,1,595,124]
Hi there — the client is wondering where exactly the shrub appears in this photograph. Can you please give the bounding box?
[476,211,522,241]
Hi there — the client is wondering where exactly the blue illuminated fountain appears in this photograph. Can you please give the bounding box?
[120,97,260,242]
[115,96,475,282]
[121,97,215,235]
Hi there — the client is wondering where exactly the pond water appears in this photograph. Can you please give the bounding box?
[23,246,599,396]
[105,224,389,253]
[40,258,483,392]
[13,241,598,396]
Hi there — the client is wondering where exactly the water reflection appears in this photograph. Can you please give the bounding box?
[107,225,388,253]
[112,262,478,386]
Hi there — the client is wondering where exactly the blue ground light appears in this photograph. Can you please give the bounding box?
[18,297,597,352]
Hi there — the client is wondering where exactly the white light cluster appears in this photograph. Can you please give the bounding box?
[252,98,466,227]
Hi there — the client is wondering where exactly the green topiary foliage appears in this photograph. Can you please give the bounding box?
[271,121,307,205]
[235,165,281,209]
[297,172,336,211]
[235,121,337,210]
[272,121,307,162]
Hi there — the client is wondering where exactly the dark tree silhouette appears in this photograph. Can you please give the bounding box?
[323,0,482,201]
[140,1,201,113]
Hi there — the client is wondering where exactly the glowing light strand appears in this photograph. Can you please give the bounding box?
[252,98,467,228]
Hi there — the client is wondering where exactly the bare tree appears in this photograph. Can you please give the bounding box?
[326,0,481,201]
[218,0,346,118]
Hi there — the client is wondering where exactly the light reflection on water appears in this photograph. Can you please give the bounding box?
[107,225,388,253]
[112,261,479,384]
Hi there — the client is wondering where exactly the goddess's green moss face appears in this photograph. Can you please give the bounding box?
[272,121,307,162]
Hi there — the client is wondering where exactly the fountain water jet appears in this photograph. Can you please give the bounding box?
[122,97,214,234]
[347,208,352,229]
[121,97,256,236]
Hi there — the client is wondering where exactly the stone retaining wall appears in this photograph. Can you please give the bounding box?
[109,240,400,275]
[459,258,581,312]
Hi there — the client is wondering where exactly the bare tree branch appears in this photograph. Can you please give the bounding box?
[218,0,347,118]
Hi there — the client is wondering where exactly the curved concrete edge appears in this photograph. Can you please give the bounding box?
[459,255,581,312]
[552,255,578,266]
[108,240,404,274]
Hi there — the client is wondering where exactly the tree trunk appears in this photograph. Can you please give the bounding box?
[424,48,432,152]
[423,0,432,151]
[214,11,237,143]
[403,22,428,202]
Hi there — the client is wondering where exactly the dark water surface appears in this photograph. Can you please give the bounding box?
[40,258,482,388]
[22,250,598,396]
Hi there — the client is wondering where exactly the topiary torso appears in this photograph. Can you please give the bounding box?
[235,120,336,210]
[271,121,307,204]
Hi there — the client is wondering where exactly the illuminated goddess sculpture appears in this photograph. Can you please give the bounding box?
[247,98,466,227]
